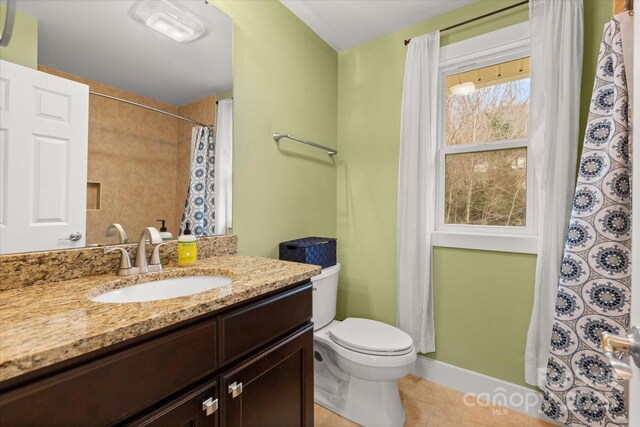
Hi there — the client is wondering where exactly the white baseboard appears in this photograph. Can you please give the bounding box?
[411,355,561,425]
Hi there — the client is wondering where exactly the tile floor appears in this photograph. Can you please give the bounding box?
[314,375,555,427]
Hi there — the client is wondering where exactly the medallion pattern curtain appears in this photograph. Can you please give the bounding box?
[180,125,216,236]
[541,17,631,426]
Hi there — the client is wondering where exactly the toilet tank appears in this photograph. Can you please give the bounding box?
[311,263,341,330]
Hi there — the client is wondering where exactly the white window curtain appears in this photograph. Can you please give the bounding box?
[214,99,233,235]
[524,0,583,388]
[397,32,439,353]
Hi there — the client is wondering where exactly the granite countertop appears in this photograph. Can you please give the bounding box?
[0,255,321,383]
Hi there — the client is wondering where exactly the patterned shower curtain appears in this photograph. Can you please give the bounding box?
[541,17,631,426]
[180,125,216,236]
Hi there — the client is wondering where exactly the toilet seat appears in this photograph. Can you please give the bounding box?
[314,320,417,373]
[328,318,414,356]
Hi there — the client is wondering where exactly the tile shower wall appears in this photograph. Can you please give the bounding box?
[39,66,216,244]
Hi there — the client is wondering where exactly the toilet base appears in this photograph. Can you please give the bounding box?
[314,375,406,427]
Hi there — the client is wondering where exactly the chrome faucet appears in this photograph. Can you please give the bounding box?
[105,227,164,276]
[134,227,162,272]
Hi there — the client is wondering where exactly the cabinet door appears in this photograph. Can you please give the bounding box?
[129,379,218,427]
[220,325,313,427]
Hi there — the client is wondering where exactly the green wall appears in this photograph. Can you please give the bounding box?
[431,248,537,384]
[211,1,338,258]
[336,0,611,388]
[336,0,530,329]
[216,88,233,101]
[0,7,38,68]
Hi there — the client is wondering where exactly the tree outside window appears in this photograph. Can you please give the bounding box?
[443,57,530,227]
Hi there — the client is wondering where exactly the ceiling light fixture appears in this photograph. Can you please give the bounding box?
[132,0,205,43]
[450,82,476,96]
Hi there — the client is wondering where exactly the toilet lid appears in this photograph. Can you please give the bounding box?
[328,318,414,356]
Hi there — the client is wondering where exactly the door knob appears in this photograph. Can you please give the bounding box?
[201,397,218,416]
[600,325,640,380]
[228,382,243,398]
[61,232,82,241]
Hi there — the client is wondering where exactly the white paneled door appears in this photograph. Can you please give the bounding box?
[0,60,88,254]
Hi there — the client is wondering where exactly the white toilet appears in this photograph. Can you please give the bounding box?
[311,263,417,427]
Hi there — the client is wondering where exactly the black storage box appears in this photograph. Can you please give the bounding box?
[279,237,337,269]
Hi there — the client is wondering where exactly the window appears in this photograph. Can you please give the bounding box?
[433,23,536,253]
[444,57,530,227]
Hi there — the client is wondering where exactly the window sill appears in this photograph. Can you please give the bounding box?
[431,231,538,254]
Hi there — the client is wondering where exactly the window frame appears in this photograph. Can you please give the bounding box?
[432,22,537,254]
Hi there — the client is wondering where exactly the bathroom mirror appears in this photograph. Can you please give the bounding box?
[4,0,232,253]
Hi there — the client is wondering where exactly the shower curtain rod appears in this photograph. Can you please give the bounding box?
[89,91,213,127]
[403,0,529,46]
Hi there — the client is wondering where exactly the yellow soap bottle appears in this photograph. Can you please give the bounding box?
[178,222,197,267]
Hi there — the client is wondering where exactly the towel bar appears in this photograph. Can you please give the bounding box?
[273,133,337,157]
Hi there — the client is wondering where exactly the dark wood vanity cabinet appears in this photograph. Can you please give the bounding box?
[0,282,314,427]
[220,325,314,427]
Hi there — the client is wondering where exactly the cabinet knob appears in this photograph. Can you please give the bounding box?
[228,382,243,398]
[202,397,218,416]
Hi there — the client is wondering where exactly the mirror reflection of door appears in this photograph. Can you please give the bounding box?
[0,0,233,254]
[0,60,88,253]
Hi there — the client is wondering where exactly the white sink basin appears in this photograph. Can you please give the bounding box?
[91,275,232,303]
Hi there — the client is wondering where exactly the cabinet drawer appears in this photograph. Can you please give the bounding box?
[129,378,218,427]
[0,319,217,427]
[218,283,312,366]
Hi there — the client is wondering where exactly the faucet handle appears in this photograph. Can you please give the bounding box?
[104,247,132,276]
[149,242,168,269]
